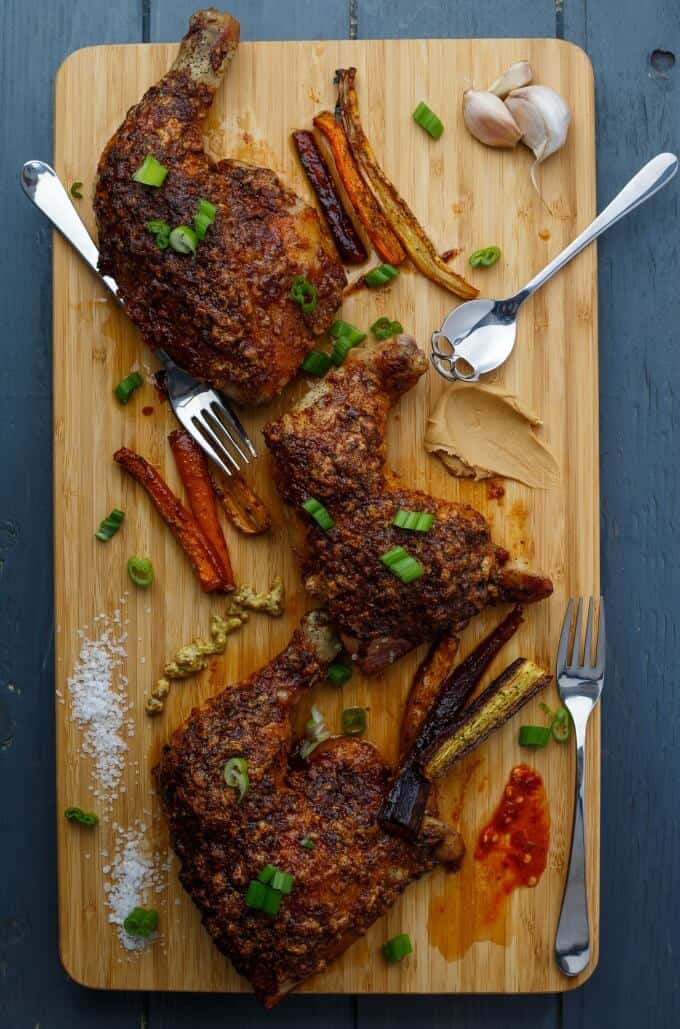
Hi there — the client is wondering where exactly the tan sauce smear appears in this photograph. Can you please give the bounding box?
[425,384,559,489]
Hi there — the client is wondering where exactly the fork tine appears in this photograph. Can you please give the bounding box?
[212,392,257,458]
[583,597,595,668]
[556,597,574,677]
[209,402,249,465]
[595,598,606,676]
[192,415,238,476]
[569,598,584,669]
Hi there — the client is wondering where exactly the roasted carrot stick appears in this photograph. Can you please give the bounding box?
[168,430,235,590]
[399,631,460,758]
[313,111,406,266]
[114,446,226,593]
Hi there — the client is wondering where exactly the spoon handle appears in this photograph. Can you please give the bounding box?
[518,152,678,299]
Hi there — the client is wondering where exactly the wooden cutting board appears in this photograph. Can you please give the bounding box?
[53,36,598,995]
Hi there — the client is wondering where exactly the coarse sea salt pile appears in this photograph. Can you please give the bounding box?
[103,821,172,951]
[66,603,134,806]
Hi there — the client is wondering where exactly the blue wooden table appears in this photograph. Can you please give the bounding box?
[1,1,678,1026]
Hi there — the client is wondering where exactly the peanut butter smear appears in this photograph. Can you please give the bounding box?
[425,384,559,489]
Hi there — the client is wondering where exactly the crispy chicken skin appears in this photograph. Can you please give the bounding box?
[263,337,553,673]
[95,9,346,405]
[156,612,462,1007]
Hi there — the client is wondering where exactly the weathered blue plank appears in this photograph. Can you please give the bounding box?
[0,2,145,1027]
[560,2,680,1025]
[150,0,347,42]
[356,0,556,39]
[152,994,356,1028]
[358,996,559,1028]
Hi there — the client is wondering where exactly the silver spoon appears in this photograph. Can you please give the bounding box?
[431,152,678,383]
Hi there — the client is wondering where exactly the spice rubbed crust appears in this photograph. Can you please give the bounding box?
[155,612,463,1007]
[94,9,345,405]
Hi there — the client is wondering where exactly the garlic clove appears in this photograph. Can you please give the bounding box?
[505,85,571,190]
[488,60,533,99]
[462,89,522,148]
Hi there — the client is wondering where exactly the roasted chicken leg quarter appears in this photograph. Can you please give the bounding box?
[263,336,553,673]
[95,9,346,405]
[156,612,462,1007]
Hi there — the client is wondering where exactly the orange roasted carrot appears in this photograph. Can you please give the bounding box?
[399,631,460,758]
[313,110,406,266]
[114,446,226,593]
[168,430,235,590]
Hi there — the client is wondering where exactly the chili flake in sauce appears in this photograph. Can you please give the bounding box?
[475,764,549,893]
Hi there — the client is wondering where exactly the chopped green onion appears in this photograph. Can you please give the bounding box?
[262,887,282,917]
[364,263,399,288]
[370,317,403,341]
[413,101,444,140]
[223,757,249,801]
[95,508,125,542]
[300,704,331,759]
[330,320,366,345]
[330,336,356,366]
[301,351,332,376]
[300,837,315,850]
[245,879,267,910]
[383,932,413,963]
[328,662,352,687]
[342,707,367,736]
[392,509,435,532]
[257,864,277,885]
[380,546,425,584]
[197,198,217,220]
[70,181,83,199]
[64,806,99,827]
[169,225,198,256]
[194,197,217,240]
[302,496,334,530]
[469,246,501,269]
[127,556,154,589]
[132,154,168,187]
[290,274,318,314]
[114,371,143,405]
[146,219,172,249]
[123,907,158,938]
[551,707,571,743]
[518,725,552,748]
[271,869,294,895]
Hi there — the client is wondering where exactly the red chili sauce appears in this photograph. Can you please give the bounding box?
[141,405,155,416]
[475,764,549,896]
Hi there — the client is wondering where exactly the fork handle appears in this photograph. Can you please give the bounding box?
[555,714,590,975]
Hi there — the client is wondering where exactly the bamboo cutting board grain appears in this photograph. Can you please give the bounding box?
[53,36,598,995]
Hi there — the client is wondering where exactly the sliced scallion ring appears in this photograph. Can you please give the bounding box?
[364,263,399,288]
[302,497,334,530]
[132,154,168,187]
[413,101,444,140]
[95,508,125,542]
[127,556,154,589]
[169,225,198,255]
[224,756,249,801]
[392,509,434,532]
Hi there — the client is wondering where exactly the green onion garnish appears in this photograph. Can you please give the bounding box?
[302,497,333,530]
[146,219,172,249]
[258,864,277,885]
[550,707,570,742]
[132,154,168,187]
[247,865,294,915]
[364,263,399,288]
[271,869,294,895]
[169,225,198,256]
[301,351,332,376]
[127,556,154,589]
[413,101,444,140]
[342,707,367,736]
[330,336,356,366]
[114,371,143,405]
[123,907,158,938]
[330,321,366,346]
[245,879,267,910]
[383,932,413,963]
[64,806,99,827]
[301,837,315,850]
[518,725,552,748]
[392,509,435,532]
[370,317,403,341]
[194,197,217,240]
[380,546,425,584]
[70,181,84,199]
[300,704,331,759]
[197,197,217,219]
[469,246,501,269]
[290,274,318,314]
[328,662,352,687]
[262,888,282,917]
[95,508,125,542]
[223,756,249,801]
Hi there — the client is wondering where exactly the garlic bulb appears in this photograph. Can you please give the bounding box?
[462,90,522,148]
[505,85,571,189]
[488,60,533,99]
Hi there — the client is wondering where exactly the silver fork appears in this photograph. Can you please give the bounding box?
[20,159,255,477]
[554,596,606,977]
